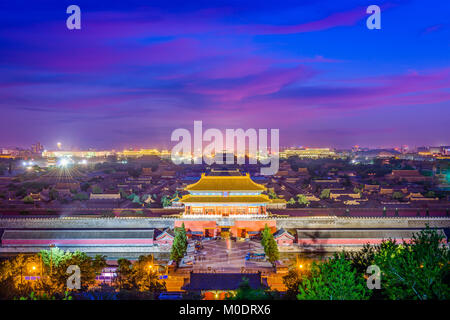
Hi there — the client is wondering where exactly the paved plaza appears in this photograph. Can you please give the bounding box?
[186,238,274,272]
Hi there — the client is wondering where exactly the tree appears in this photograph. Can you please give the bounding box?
[23,195,34,204]
[260,224,271,248]
[268,190,278,199]
[161,195,172,208]
[392,191,404,200]
[296,194,310,207]
[320,189,330,199]
[73,193,89,201]
[373,227,449,300]
[353,187,362,194]
[131,194,141,204]
[265,236,279,265]
[282,270,302,299]
[226,278,272,300]
[170,224,188,267]
[39,247,73,270]
[53,252,106,291]
[0,254,38,297]
[343,244,378,275]
[297,253,370,300]
[127,255,166,294]
[424,191,435,198]
[116,258,133,290]
[260,224,279,265]
[287,198,296,207]
[91,185,103,194]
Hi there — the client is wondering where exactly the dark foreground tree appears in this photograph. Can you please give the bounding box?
[373,227,449,300]
[297,253,370,300]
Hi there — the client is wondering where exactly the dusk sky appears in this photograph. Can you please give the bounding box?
[0,0,449,150]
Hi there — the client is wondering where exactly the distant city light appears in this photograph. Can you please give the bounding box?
[80,159,88,165]
[58,158,70,167]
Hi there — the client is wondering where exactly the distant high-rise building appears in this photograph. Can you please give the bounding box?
[31,142,44,154]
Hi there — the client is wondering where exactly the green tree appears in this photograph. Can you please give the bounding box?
[161,195,172,207]
[320,189,331,199]
[73,193,89,201]
[260,224,279,265]
[287,198,296,207]
[343,244,378,275]
[23,195,34,204]
[297,253,369,300]
[260,224,271,248]
[424,191,435,198]
[373,227,449,300]
[296,194,310,207]
[226,278,272,300]
[131,194,141,204]
[266,237,279,265]
[39,247,73,269]
[392,191,404,200]
[91,185,103,194]
[53,252,106,291]
[170,224,188,267]
[267,190,278,199]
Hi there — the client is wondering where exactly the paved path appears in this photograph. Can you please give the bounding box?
[189,239,273,272]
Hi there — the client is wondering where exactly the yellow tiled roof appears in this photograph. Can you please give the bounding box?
[185,173,266,191]
[180,194,271,204]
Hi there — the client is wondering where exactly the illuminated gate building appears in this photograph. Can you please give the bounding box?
[177,170,276,238]
[180,170,270,217]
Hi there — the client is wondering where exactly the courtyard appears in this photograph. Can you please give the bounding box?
[183,238,274,272]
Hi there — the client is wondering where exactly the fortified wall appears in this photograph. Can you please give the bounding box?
[1,216,449,230]
[1,216,449,257]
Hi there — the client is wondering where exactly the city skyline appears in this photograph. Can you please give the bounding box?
[2,141,449,153]
[0,0,449,149]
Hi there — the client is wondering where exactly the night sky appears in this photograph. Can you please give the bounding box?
[0,0,449,150]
